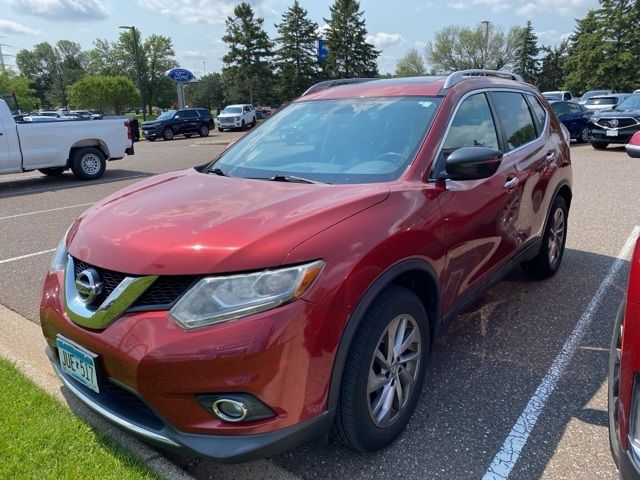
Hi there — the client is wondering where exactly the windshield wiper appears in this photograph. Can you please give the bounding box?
[269,174,324,184]
[209,167,230,177]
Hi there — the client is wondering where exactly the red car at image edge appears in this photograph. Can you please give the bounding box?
[40,71,573,461]
[610,238,640,479]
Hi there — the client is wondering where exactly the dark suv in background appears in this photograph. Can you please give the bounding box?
[588,93,640,149]
[142,108,213,141]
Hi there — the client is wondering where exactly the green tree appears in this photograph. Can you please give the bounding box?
[188,73,225,112]
[394,48,427,77]
[222,2,274,105]
[0,70,39,112]
[425,22,522,72]
[274,0,320,101]
[324,0,379,78]
[537,41,569,92]
[68,75,138,114]
[513,20,540,83]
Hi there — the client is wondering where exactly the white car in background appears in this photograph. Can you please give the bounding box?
[543,90,575,102]
[584,93,631,111]
[217,104,256,131]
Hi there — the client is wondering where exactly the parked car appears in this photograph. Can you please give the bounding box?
[588,94,640,149]
[0,99,134,180]
[584,93,631,111]
[141,108,213,141]
[609,237,640,479]
[626,131,640,158]
[256,106,272,120]
[22,115,61,123]
[578,89,617,105]
[70,110,102,120]
[40,71,572,462]
[543,90,574,101]
[33,110,76,120]
[217,104,257,131]
[549,100,593,143]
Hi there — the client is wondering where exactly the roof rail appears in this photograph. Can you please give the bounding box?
[442,69,523,90]
[301,78,379,97]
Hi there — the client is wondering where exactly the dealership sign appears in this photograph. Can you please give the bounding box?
[165,68,195,84]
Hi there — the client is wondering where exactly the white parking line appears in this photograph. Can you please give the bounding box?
[0,174,146,198]
[483,225,640,480]
[0,248,56,265]
[0,203,93,221]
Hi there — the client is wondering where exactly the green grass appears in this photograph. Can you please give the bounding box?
[0,358,163,480]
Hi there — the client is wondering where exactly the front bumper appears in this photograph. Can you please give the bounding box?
[46,345,332,462]
[589,125,640,145]
[626,144,640,158]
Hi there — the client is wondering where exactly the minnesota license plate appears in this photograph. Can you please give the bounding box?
[56,335,99,393]
[606,129,618,137]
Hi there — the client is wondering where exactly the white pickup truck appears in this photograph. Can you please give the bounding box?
[0,99,134,180]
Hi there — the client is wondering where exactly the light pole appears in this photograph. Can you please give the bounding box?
[480,20,490,69]
[119,25,146,121]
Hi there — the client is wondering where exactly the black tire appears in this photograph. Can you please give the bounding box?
[70,147,106,180]
[147,137,156,142]
[334,285,430,452]
[218,127,224,132]
[241,120,246,131]
[198,124,210,137]
[591,141,609,150]
[577,127,589,144]
[521,196,568,279]
[162,128,174,141]
[38,167,66,176]
[608,302,625,468]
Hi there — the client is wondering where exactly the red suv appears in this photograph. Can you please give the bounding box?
[40,71,572,461]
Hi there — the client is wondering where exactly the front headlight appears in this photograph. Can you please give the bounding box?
[234,116,240,121]
[49,230,69,273]
[170,260,324,329]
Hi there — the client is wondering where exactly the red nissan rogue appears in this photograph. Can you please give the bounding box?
[40,71,572,461]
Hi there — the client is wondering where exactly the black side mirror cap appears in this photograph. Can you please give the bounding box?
[443,147,503,181]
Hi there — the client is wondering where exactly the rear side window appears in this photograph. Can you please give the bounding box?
[181,110,198,118]
[491,92,537,151]
[443,93,499,152]
[528,96,548,126]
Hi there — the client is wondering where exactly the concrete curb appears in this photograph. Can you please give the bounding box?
[0,303,195,480]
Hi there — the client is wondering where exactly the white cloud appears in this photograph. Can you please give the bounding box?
[414,40,428,50]
[536,29,572,46]
[447,0,596,15]
[366,32,404,49]
[181,50,207,59]
[447,0,510,12]
[0,19,40,35]
[138,0,277,25]
[12,0,109,20]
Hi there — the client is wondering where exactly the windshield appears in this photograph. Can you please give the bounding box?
[222,107,242,114]
[581,91,610,101]
[587,97,616,105]
[157,110,176,120]
[212,96,441,185]
[617,95,640,109]
[543,93,562,100]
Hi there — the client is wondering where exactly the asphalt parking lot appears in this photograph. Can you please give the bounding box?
[1,136,638,480]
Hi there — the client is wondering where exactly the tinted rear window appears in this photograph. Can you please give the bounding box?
[491,92,537,151]
[587,97,616,105]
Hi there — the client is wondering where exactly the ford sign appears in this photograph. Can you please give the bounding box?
[165,68,195,84]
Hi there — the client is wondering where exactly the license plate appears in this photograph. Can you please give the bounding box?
[606,129,618,137]
[56,335,99,393]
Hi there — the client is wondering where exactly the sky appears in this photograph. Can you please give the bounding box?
[0,0,599,75]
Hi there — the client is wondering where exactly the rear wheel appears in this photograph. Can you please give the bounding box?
[591,141,609,150]
[198,124,210,137]
[38,167,65,176]
[608,303,624,468]
[70,147,106,180]
[334,285,429,452]
[521,196,568,279]
[162,128,174,141]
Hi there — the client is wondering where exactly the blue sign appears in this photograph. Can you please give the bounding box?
[317,39,328,61]
[165,68,195,84]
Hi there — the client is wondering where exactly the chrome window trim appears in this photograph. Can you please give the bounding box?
[428,87,549,181]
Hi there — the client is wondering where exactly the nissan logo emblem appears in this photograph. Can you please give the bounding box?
[75,268,103,304]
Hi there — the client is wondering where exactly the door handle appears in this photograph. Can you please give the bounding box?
[504,175,519,191]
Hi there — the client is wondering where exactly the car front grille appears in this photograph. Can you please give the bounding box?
[596,118,639,129]
[72,257,197,310]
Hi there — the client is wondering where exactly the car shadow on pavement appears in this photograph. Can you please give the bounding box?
[0,169,153,199]
[162,247,626,480]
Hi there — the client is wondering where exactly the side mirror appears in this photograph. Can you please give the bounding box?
[444,147,503,180]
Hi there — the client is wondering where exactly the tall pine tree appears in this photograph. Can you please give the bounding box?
[222,2,274,105]
[513,20,540,84]
[324,0,379,78]
[275,1,320,101]
[537,41,569,92]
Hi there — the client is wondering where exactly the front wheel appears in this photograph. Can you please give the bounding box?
[578,127,589,144]
[521,196,568,279]
[334,285,429,452]
[198,124,210,137]
[70,147,106,180]
[241,120,246,131]
[608,303,624,468]
[162,128,174,141]
[38,167,66,176]
[591,141,609,150]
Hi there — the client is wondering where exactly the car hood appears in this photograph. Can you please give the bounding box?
[141,120,163,127]
[68,169,390,275]
[218,113,241,118]
[592,108,640,119]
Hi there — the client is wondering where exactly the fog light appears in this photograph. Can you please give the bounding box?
[197,393,276,423]
[213,399,248,422]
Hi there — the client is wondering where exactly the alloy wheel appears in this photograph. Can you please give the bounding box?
[548,207,565,267]
[80,154,101,176]
[367,314,421,428]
